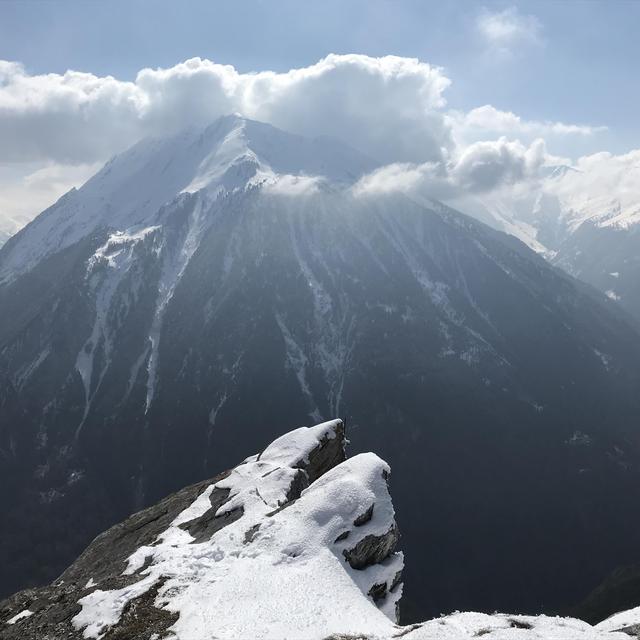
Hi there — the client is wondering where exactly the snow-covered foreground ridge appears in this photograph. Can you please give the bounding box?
[1,419,638,640]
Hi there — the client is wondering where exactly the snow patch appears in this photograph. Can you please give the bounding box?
[605,290,621,301]
[6,609,33,625]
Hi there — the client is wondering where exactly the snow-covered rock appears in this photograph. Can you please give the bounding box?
[0,418,635,640]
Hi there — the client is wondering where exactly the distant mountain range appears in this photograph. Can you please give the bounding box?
[2,116,640,620]
[456,168,640,323]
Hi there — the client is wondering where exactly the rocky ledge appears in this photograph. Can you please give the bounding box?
[1,419,639,639]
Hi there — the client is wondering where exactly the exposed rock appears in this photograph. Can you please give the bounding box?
[343,524,400,570]
[353,504,374,527]
[296,420,346,483]
[0,472,227,640]
[177,486,242,543]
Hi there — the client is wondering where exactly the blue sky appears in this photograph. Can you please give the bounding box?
[2,0,639,155]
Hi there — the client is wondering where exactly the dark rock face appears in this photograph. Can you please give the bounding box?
[2,121,640,622]
[177,486,242,543]
[295,423,347,483]
[617,624,640,638]
[343,525,400,570]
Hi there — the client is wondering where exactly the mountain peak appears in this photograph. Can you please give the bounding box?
[0,116,376,283]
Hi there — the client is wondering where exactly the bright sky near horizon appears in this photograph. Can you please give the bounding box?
[1,0,639,228]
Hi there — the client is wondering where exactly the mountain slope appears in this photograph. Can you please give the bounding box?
[552,220,640,322]
[2,117,640,621]
[1,419,635,640]
[458,170,640,324]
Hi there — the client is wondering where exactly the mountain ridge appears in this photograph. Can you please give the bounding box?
[2,116,640,620]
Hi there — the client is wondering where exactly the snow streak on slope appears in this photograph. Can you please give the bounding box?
[284,199,356,417]
[144,195,212,411]
[75,226,160,434]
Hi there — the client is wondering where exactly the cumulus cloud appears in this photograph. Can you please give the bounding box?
[0,53,614,234]
[0,62,143,164]
[352,162,441,197]
[0,53,604,169]
[247,54,453,164]
[0,54,453,166]
[453,137,546,191]
[353,137,548,199]
[476,7,543,51]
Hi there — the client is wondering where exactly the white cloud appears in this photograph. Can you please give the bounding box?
[453,137,546,191]
[0,54,453,166]
[0,162,99,236]
[263,174,324,197]
[246,54,453,164]
[352,162,441,197]
[476,7,543,51]
[0,54,614,235]
[451,105,606,142]
[353,137,548,199]
[0,62,143,164]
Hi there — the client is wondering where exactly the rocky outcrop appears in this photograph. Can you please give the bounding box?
[0,419,405,640]
[1,418,636,640]
[0,474,227,640]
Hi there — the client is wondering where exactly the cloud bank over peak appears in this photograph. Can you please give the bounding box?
[0,54,454,166]
[0,53,618,237]
[1,53,602,168]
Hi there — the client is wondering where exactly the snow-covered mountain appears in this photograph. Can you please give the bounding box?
[2,116,640,621]
[0,114,375,283]
[459,165,640,322]
[2,419,638,640]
